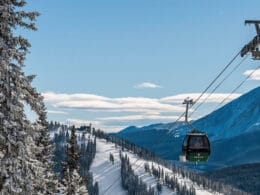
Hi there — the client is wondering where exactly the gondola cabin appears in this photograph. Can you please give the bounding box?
[182,130,210,162]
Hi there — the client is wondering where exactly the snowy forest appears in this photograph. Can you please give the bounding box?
[0,1,89,194]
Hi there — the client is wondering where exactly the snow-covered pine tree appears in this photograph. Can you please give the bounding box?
[61,126,88,194]
[0,1,58,194]
[23,82,59,194]
[67,126,80,172]
[61,169,88,195]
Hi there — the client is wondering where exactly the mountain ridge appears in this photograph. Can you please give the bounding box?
[116,86,260,170]
[119,87,260,141]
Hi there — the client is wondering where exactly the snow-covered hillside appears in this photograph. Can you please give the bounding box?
[89,137,221,195]
[190,86,260,141]
[89,138,127,195]
[125,150,219,195]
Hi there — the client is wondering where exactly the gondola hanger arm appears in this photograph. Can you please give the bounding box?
[245,20,260,35]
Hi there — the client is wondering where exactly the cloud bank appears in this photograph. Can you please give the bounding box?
[43,92,241,132]
[43,92,184,114]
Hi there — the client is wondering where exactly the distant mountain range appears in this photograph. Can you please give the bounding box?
[116,87,260,170]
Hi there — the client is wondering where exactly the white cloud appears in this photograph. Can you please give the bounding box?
[43,92,241,115]
[135,82,161,89]
[47,110,68,114]
[243,69,260,80]
[43,92,109,103]
[43,92,242,133]
[98,114,181,122]
[43,92,184,114]
[161,93,241,104]
[66,118,125,132]
[66,118,92,126]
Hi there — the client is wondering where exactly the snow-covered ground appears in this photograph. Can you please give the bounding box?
[89,138,127,195]
[124,154,176,195]
[125,152,221,195]
[90,137,221,195]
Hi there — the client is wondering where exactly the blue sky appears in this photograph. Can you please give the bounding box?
[23,1,260,132]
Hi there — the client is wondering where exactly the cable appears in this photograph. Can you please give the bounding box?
[161,65,260,159]
[216,65,259,108]
[101,51,241,194]
[189,54,249,118]
[124,51,244,172]
[129,50,240,159]
[191,51,240,107]
[160,66,260,160]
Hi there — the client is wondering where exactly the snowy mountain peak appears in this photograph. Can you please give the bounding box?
[192,86,260,141]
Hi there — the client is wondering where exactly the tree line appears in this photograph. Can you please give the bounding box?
[144,162,196,195]
[120,153,155,194]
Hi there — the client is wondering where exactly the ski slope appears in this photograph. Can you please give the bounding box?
[90,137,221,195]
[89,138,127,195]
[125,152,220,195]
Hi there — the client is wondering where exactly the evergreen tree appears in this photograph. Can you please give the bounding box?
[0,1,58,194]
[60,169,88,195]
[62,126,88,194]
[67,126,80,172]
[109,152,114,164]
[156,182,162,192]
[23,76,59,194]
[93,181,99,195]
[37,106,59,193]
